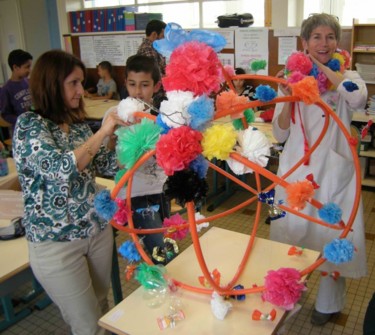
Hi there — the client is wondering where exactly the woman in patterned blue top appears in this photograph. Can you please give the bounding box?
[12,50,126,335]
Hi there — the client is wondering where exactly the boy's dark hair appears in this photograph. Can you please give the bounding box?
[98,60,112,73]
[30,49,87,124]
[8,49,33,70]
[235,67,246,75]
[145,19,166,36]
[125,55,161,84]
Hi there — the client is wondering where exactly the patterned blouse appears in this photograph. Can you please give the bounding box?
[13,112,118,242]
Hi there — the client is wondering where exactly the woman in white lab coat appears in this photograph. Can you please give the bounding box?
[271,13,368,326]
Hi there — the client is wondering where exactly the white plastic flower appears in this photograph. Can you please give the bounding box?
[117,97,145,123]
[160,90,194,128]
[226,126,272,175]
[195,212,209,232]
[211,291,232,320]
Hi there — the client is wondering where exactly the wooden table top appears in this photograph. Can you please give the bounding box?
[99,227,320,335]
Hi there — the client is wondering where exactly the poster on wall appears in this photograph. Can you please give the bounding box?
[79,36,96,68]
[93,35,125,66]
[278,36,297,65]
[217,53,235,67]
[234,28,269,74]
[124,34,144,60]
[79,34,144,68]
[210,28,235,49]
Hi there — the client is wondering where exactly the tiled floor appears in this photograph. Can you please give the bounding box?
[2,179,374,335]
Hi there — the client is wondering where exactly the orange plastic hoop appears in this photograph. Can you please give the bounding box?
[109,75,362,295]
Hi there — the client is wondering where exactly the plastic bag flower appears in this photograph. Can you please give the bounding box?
[156,126,203,176]
[162,41,223,96]
[262,267,306,310]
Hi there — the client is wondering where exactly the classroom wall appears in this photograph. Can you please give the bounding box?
[0,0,56,83]
[0,0,25,82]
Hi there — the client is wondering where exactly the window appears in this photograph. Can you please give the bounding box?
[303,0,375,26]
[83,0,264,28]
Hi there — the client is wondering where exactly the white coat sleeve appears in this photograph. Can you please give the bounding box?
[337,70,368,109]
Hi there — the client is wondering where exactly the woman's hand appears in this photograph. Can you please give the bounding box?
[100,109,128,138]
[276,69,291,96]
[308,53,344,89]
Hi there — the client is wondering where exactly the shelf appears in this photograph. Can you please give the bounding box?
[352,112,375,122]
[353,49,375,53]
[362,176,375,187]
[360,149,375,158]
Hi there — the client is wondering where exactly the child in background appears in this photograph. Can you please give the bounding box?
[233,67,256,100]
[0,49,33,132]
[104,55,173,264]
[85,61,118,100]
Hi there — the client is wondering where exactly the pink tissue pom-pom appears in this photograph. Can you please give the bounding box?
[163,213,189,240]
[262,267,306,310]
[156,126,203,176]
[286,71,305,84]
[162,41,223,96]
[224,65,236,77]
[286,52,313,75]
[316,70,329,94]
[113,198,132,225]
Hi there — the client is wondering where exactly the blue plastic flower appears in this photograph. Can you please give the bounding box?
[189,154,209,179]
[118,241,141,263]
[343,81,359,92]
[94,189,118,221]
[327,58,341,72]
[231,284,246,301]
[156,114,171,134]
[254,85,277,102]
[323,238,355,264]
[153,22,227,58]
[318,202,343,224]
[188,95,214,130]
[309,64,319,78]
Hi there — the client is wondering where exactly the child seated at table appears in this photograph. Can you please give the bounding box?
[85,61,118,100]
[103,55,174,264]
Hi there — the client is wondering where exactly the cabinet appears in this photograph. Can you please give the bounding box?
[352,113,375,187]
[350,19,375,97]
[351,19,375,187]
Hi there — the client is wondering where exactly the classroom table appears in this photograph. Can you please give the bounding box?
[0,176,121,331]
[0,158,19,190]
[0,190,47,332]
[99,227,320,335]
[84,98,119,120]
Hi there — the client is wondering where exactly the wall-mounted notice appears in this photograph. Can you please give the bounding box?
[79,34,144,68]
[235,28,269,74]
[211,28,235,49]
[278,36,297,65]
[217,53,235,67]
[79,36,96,68]
[93,35,125,66]
[124,34,144,60]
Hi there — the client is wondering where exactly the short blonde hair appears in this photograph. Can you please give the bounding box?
[300,13,341,42]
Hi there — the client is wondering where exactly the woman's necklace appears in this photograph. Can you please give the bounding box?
[284,49,351,94]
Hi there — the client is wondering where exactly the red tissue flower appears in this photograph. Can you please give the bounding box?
[156,126,203,176]
[162,41,223,96]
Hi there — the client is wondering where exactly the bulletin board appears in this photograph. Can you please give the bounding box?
[67,28,352,92]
